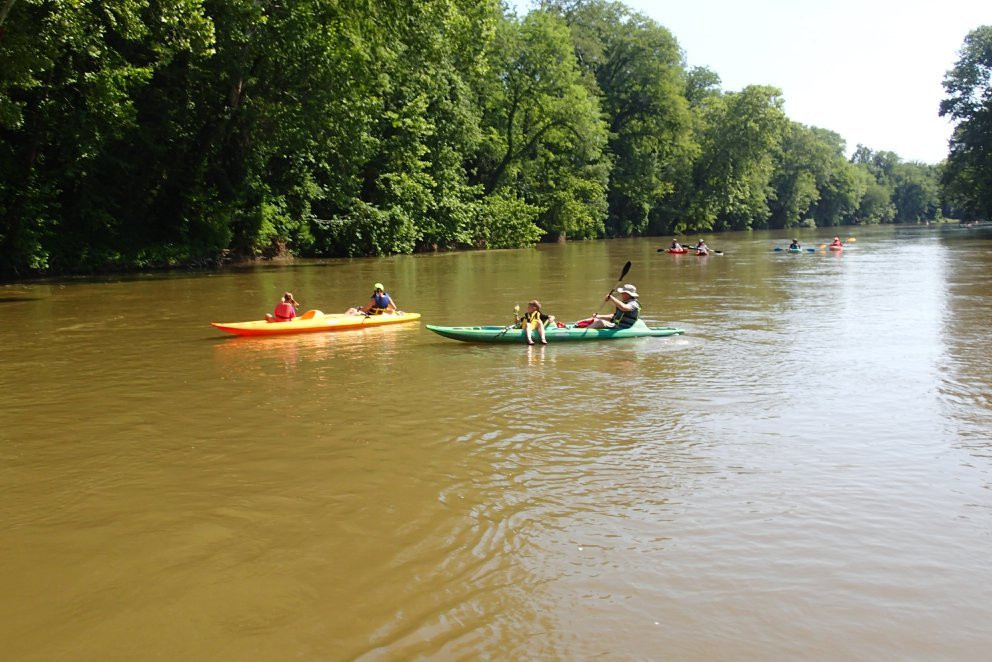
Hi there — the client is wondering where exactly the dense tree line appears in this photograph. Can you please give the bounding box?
[0,1,971,277]
[940,25,992,223]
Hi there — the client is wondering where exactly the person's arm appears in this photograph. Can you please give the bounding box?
[606,294,634,311]
[387,299,398,312]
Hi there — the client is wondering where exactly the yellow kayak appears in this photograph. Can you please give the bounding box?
[211,310,421,336]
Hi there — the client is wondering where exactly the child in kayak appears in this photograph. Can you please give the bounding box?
[346,282,400,315]
[515,300,555,345]
[670,239,682,250]
[789,238,801,249]
[694,239,709,255]
[265,292,299,322]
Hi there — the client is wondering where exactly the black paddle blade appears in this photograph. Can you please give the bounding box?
[619,261,631,281]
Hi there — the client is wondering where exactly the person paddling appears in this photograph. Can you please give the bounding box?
[347,282,399,316]
[789,238,801,249]
[266,292,299,323]
[671,238,682,250]
[694,239,709,256]
[577,284,640,329]
[830,236,843,248]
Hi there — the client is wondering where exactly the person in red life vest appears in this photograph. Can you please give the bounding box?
[265,292,299,322]
[830,236,843,248]
[346,282,401,315]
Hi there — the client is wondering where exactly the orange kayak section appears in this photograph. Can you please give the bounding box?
[211,310,421,336]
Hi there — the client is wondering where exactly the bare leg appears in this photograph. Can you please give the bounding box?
[525,322,534,345]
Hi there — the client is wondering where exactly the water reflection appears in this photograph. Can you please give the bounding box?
[211,323,422,377]
[937,243,992,461]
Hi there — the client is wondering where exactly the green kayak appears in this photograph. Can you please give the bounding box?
[426,320,685,343]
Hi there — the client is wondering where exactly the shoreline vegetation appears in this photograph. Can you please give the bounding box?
[1,2,989,280]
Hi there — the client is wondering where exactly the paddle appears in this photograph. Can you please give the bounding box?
[589,261,632,321]
[495,304,521,337]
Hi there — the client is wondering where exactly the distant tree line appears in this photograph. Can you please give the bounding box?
[0,1,982,277]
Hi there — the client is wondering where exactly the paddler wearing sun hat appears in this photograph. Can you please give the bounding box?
[576,283,641,329]
[346,282,401,316]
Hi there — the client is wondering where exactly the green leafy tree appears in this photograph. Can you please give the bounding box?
[940,25,992,221]
[856,180,896,224]
[551,0,694,236]
[474,10,609,242]
[768,124,834,229]
[812,159,869,228]
[0,0,215,274]
[685,85,788,231]
[326,0,504,255]
[850,145,939,223]
[800,128,867,228]
[890,162,941,223]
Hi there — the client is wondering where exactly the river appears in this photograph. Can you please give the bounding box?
[2,226,990,659]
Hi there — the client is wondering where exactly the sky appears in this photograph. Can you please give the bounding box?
[517,0,991,163]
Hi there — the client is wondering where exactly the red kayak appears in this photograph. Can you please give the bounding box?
[667,248,689,254]
[829,245,843,251]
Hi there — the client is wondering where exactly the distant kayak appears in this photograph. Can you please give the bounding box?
[829,245,843,251]
[666,248,689,254]
[788,247,802,253]
[426,320,684,343]
[211,310,421,336]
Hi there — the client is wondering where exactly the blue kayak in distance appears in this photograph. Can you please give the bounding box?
[426,320,685,343]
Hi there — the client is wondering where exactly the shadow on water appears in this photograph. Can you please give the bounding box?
[0,296,44,303]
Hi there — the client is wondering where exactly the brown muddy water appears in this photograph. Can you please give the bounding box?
[1,226,990,659]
